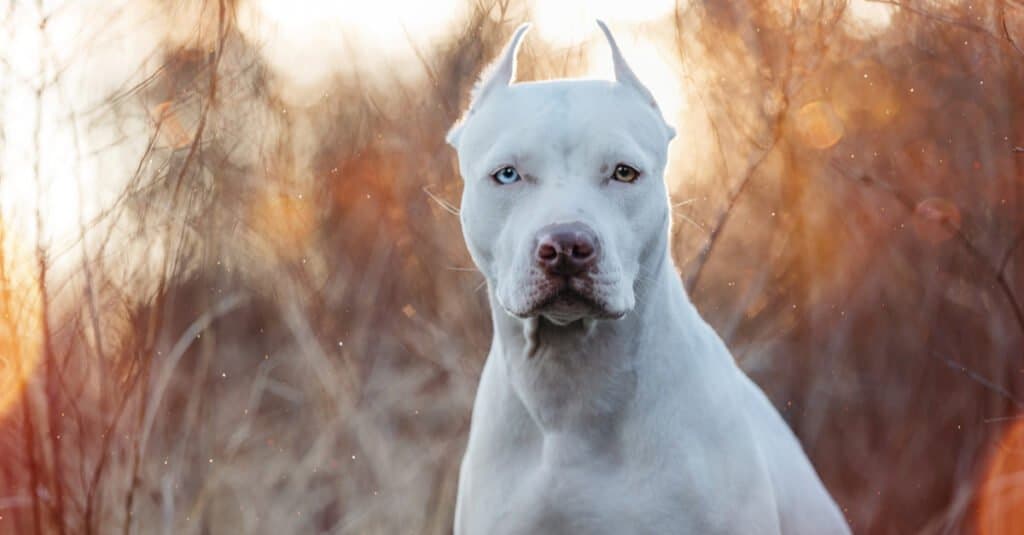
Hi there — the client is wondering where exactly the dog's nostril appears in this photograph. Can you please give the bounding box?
[572,240,594,259]
[537,243,558,261]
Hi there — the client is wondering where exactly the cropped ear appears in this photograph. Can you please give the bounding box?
[596,20,675,141]
[473,23,531,108]
[595,20,655,105]
[447,23,531,148]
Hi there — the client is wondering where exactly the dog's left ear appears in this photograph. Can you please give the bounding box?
[446,23,531,149]
[596,20,676,141]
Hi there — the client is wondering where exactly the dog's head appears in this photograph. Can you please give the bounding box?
[447,22,676,325]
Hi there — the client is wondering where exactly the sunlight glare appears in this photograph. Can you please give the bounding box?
[844,0,896,37]
[1,1,160,256]
[532,0,680,46]
[240,0,465,98]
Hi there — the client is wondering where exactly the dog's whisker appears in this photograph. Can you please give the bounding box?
[672,210,705,231]
[446,266,480,272]
[422,185,460,216]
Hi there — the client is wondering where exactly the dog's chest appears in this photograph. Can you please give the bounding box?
[466,455,659,534]
[459,435,718,535]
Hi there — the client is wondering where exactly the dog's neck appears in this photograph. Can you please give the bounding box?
[489,250,693,449]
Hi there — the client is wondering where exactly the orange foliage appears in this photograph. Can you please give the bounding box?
[0,220,41,419]
[249,192,317,258]
[977,420,1024,535]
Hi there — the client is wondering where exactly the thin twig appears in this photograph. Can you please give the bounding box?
[686,126,784,293]
[934,353,1024,409]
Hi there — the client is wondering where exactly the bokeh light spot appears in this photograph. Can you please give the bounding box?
[912,197,961,244]
[794,101,844,149]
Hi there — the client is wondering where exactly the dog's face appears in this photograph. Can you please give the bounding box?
[448,23,676,324]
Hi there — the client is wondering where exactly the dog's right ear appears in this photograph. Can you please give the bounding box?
[446,23,531,149]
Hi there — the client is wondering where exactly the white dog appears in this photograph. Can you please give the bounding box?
[446,21,850,535]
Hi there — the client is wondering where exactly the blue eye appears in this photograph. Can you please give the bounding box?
[492,166,521,185]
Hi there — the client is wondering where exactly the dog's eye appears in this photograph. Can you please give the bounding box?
[492,166,521,185]
[612,164,639,183]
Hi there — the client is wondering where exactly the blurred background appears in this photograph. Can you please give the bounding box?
[1,0,1023,533]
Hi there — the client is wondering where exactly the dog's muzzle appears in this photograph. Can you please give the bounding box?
[524,222,620,323]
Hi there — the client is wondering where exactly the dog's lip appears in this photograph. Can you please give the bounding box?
[536,286,598,310]
[514,278,627,321]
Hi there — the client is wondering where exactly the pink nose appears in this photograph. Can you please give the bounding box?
[535,223,599,277]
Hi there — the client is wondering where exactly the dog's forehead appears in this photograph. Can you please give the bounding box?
[458,79,670,157]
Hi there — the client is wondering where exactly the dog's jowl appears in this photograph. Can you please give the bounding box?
[446,21,850,535]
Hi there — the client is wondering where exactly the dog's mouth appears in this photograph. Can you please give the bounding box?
[516,276,625,324]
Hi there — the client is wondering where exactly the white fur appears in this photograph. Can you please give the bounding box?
[448,22,850,535]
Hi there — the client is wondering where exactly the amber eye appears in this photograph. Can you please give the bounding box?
[612,164,639,183]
